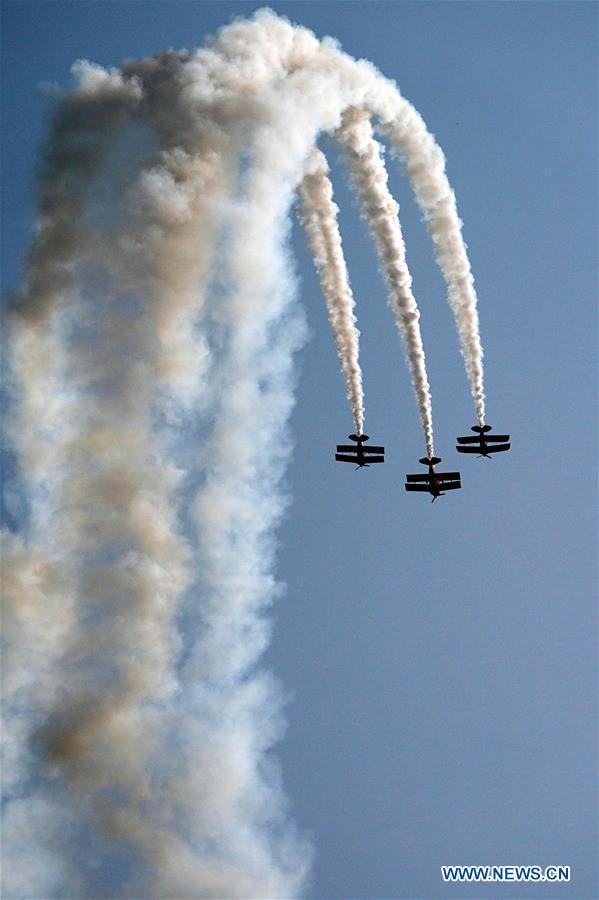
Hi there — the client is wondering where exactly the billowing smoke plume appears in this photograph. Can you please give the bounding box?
[2,9,487,898]
[298,148,364,435]
[338,109,434,457]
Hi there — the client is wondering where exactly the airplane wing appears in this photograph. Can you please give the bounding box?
[457,435,509,444]
[337,444,385,454]
[363,455,384,463]
[335,453,359,463]
[437,472,461,481]
[404,483,431,492]
[405,474,431,483]
[457,443,510,454]
[441,481,461,491]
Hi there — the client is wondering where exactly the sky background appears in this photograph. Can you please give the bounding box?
[2,2,597,899]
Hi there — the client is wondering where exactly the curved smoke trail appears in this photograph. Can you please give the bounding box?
[3,10,486,897]
[338,109,434,457]
[381,115,486,425]
[298,148,364,435]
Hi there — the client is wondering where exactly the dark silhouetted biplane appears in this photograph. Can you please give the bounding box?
[335,434,385,469]
[404,456,461,502]
[456,425,510,458]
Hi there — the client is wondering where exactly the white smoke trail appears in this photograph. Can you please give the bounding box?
[293,36,486,424]
[3,10,489,897]
[298,148,364,435]
[381,112,486,425]
[338,110,434,457]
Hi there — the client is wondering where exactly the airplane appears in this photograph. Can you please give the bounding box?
[404,456,461,502]
[335,433,385,469]
[456,424,510,458]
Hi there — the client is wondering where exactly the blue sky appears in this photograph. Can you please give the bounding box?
[2,2,597,898]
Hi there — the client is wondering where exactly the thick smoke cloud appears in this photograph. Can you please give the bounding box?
[2,9,486,898]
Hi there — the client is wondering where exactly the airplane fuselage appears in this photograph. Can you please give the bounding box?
[352,444,368,466]
[427,466,445,497]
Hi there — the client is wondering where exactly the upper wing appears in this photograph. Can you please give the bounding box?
[406,474,431,483]
[405,483,432,492]
[457,434,509,444]
[336,444,385,454]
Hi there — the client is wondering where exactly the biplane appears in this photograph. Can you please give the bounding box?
[456,425,511,458]
[335,434,385,468]
[404,456,461,502]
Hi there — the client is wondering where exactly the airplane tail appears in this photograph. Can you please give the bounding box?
[471,424,492,433]
[419,455,441,466]
[349,433,369,443]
